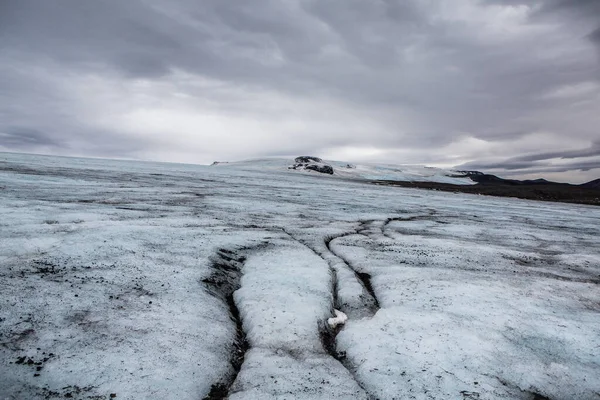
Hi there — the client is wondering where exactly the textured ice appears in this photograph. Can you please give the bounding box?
[0,152,599,399]
[229,241,367,399]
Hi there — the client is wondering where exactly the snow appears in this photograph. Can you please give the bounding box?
[331,162,476,185]
[235,240,332,353]
[1,152,599,399]
[211,157,477,185]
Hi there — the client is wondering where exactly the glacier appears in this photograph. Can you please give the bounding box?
[0,152,598,399]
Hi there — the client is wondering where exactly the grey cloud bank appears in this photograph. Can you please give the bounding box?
[0,0,599,183]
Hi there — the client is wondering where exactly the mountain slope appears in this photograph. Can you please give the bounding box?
[581,178,600,189]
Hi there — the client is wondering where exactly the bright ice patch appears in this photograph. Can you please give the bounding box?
[328,309,349,329]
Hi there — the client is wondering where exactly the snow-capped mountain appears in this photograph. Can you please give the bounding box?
[211,156,477,185]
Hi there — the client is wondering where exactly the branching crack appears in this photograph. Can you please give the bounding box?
[324,233,380,313]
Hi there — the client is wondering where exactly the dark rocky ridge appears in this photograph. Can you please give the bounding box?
[452,170,599,188]
[372,171,600,206]
[289,156,334,175]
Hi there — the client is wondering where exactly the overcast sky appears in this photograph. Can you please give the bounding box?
[1,0,599,183]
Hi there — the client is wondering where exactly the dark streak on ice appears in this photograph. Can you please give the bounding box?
[201,247,249,400]
[319,267,341,357]
[317,266,377,400]
[356,272,379,308]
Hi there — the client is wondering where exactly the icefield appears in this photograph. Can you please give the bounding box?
[1,152,599,400]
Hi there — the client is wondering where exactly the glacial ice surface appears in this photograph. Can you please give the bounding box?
[0,152,598,399]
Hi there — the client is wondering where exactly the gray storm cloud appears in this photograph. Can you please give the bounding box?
[0,0,598,182]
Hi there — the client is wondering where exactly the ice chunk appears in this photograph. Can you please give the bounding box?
[327,309,348,329]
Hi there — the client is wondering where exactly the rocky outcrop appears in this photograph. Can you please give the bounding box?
[294,156,323,163]
[450,170,484,178]
[289,156,334,175]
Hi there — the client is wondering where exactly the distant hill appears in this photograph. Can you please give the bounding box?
[581,178,600,189]
[375,171,600,206]
[211,157,478,186]
[456,170,600,189]
[210,158,600,206]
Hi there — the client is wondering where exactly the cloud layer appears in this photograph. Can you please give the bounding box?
[1,0,599,182]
